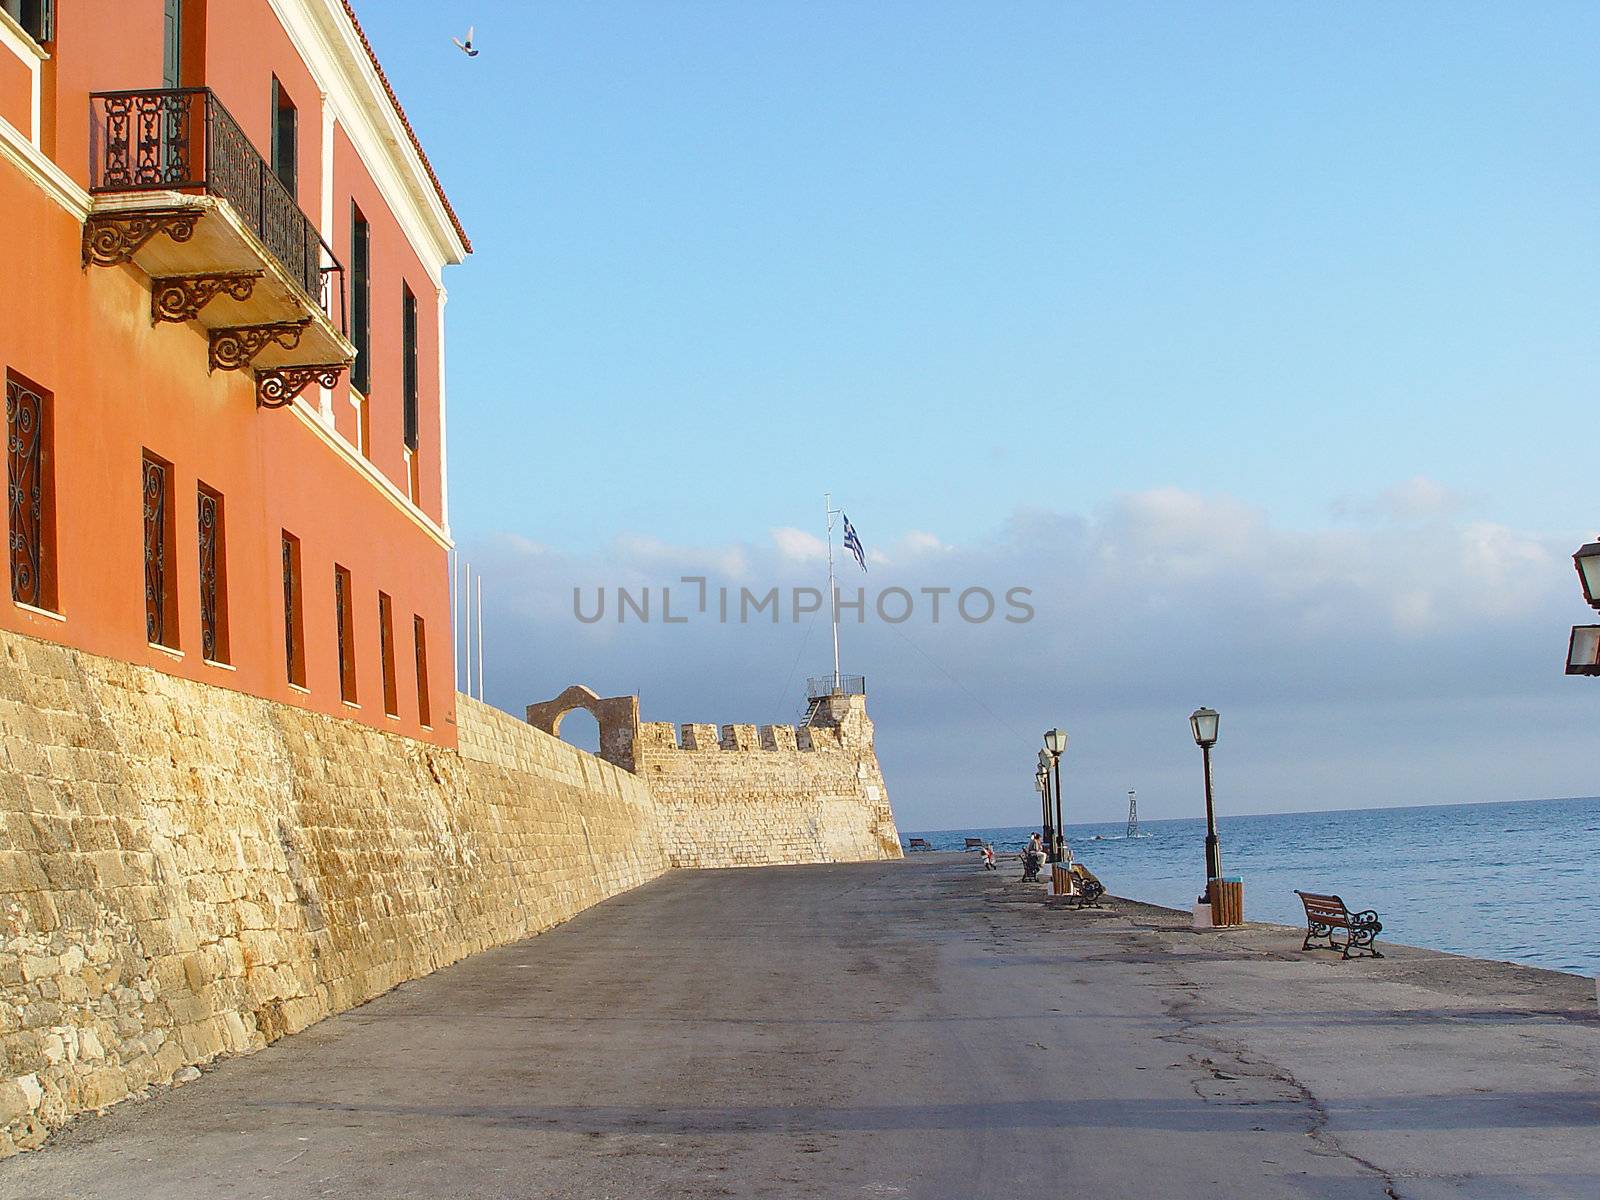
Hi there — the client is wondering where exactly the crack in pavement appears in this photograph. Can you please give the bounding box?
[1142,932,1411,1199]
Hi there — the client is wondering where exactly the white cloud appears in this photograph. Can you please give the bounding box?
[464,486,1591,832]
[898,530,949,556]
[1332,474,1472,524]
[1379,475,1465,521]
[611,533,748,579]
[770,527,826,563]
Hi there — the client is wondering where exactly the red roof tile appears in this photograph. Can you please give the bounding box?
[341,1,472,255]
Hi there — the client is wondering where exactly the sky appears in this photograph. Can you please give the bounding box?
[360,2,1600,831]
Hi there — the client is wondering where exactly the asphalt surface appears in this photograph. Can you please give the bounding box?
[2,854,1597,1199]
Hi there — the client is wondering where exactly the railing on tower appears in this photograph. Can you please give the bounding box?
[806,674,866,700]
[88,88,346,332]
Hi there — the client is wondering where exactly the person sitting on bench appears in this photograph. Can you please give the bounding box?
[1020,834,1045,881]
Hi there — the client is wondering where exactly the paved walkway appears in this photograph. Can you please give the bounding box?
[2,855,1597,1199]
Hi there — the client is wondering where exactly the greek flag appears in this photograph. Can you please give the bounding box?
[842,514,867,572]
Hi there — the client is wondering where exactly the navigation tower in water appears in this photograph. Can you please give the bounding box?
[1126,789,1139,839]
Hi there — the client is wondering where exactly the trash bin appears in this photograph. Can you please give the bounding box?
[1210,877,1244,927]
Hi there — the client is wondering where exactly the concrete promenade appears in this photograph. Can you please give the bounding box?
[1,854,1596,1199]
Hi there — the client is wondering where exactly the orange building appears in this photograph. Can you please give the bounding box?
[0,1,469,744]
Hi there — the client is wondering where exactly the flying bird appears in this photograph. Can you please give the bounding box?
[452,26,479,57]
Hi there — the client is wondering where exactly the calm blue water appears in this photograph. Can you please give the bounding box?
[904,796,1600,976]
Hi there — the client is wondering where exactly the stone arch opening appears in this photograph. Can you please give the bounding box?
[525,684,640,771]
[553,705,601,754]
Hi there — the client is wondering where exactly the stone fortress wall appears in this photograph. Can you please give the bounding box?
[631,694,903,868]
[1,634,900,1154]
[524,685,903,869]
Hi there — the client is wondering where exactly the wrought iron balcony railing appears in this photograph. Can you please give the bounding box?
[88,88,345,331]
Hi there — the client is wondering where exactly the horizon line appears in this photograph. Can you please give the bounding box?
[905,792,1597,835]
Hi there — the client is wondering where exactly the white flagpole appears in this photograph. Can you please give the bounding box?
[463,561,472,699]
[458,554,468,693]
[825,492,841,694]
[475,574,483,701]
[449,549,458,691]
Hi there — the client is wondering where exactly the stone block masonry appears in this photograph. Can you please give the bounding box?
[632,693,904,868]
[0,628,666,1155]
[0,633,902,1155]
[525,685,903,871]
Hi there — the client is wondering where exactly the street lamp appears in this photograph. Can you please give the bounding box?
[1036,751,1054,860]
[1043,729,1067,863]
[1189,707,1221,899]
[1567,626,1600,676]
[1567,541,1600,675]
[1573,541,1600,608]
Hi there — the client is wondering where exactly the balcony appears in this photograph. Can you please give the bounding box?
[84,88,353,408]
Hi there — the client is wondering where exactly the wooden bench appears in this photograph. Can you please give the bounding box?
[964,837,986,850]
[1294,890,1383,959]
[907,837,932,852]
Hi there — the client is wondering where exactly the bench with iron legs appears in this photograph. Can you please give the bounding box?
[1295,890,1383,959]
[1061,875,1106,909]
[907,837,933,852]
[1050,862,1107,908]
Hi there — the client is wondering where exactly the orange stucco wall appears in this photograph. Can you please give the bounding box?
[1,0,462,745]
[329,124,444,516]
[44,0,164,180]
[0,35,31,136]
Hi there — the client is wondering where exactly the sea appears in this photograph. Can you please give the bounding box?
[902,795,1600,977]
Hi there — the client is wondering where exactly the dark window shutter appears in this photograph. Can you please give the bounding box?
[402,286,419,451]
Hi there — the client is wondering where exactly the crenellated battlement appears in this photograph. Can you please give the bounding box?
[523,685,901,869]
[632,719,844,754]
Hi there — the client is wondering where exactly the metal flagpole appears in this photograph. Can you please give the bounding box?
[475,574,483,701]
[824,492,841,693]
[463,561,472,699]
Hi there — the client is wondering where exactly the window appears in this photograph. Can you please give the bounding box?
[197,484,228,664]
[413,615,431,727]
[1,1,53,44]
[402,284,419,451]
[282,532,305,686]
[334,564,356,704]
[161,0,183,89]
[142,453,177,648]
[271,77,298,197]
[6,372,54,612]
[378,592,398,717]
[350,205,371,396]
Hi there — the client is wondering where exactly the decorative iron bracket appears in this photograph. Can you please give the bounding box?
[256,364,347,409]
[151,271,263,324]
[82,209,200,268]
[209,320,311,372]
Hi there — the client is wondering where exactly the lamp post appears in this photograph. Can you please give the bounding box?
[1189,707,1221,900]
[1043,728,1067,863]
[1035,765,1050,846]
[1566,540,1600,675]
[1036,752,1054,861]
